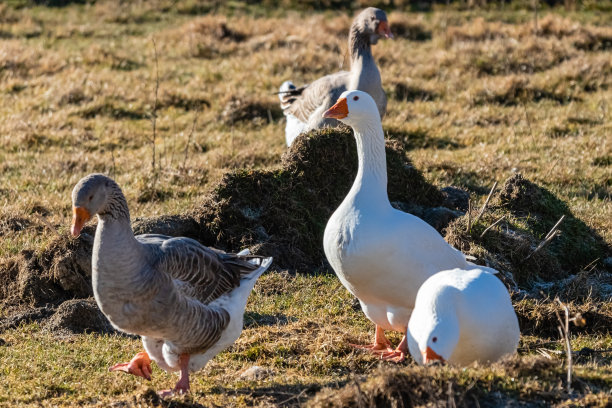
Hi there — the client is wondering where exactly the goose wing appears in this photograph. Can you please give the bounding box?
[137,234,259,304]
[284,71,350,123]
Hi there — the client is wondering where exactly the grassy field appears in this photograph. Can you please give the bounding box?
[0,1,611,406]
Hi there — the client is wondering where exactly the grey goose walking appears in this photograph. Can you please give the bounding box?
[70,173,273,396]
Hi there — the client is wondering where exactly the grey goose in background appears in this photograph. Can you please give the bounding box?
[279,7,392,146]
[70,173,273,397]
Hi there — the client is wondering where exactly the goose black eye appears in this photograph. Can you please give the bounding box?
[353,96,359,101]
[88,195,93,201]
[432,337,438,343]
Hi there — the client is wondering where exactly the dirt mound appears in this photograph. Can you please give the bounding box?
[306,356,580,408]
[514,296,612,338]
[191,127,444,270]
[44,298,116,335]
[221,97,283,125]
[0,224,94,317]
[445,173,610,287]
[0,215,32,235]
[390,81,438,102]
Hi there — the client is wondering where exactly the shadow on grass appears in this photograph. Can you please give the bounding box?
[129,381,338,407]
[243,311,297,328]
[205,381,335,407]
[385,127,462,152]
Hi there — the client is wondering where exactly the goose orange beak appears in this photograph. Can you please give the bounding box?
[377,20,393,39]
[322,97,349,119]
[422,346,444,364]
[71,206,91,237]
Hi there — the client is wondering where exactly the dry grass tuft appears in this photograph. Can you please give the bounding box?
[388,12,431,41]
[221,96,282,126]
[307,355,607,408]
[514,296,612,338]
[445,174,610,287]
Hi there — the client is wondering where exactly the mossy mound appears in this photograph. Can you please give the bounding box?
[445,174,610,288]
[307,356,611,408]
[192,127,444,270]
[0,225,95,312]
[44,298,116,336]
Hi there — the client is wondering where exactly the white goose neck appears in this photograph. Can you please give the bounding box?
[349,119,389,202]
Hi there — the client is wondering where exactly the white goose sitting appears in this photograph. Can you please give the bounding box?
[407,268,520,366]
[322,90,495,362]
[70,174,272,396]
[279,7,392,146]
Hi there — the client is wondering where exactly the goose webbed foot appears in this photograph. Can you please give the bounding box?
[109,351,152,380]
[350,325,394,353]
[378,335,408,363]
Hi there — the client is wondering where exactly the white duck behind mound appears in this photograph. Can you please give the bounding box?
[407,268,520,366]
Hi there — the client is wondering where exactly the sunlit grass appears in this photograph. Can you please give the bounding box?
[0,1,610,406]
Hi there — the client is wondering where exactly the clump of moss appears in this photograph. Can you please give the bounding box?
[445,174,610,288]
[497,174,609,272]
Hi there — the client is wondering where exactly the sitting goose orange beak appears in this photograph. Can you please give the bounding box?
[71,206,91,237]
[322,98,349,119]
[422,346,444,364]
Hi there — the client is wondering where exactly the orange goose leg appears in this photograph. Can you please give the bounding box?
[350,325,394,353]
[158,353,190,398]
[109,351,152,380]
[378,334,408,363]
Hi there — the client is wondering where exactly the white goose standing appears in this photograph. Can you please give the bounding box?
[70,174,272,396]
[322,90,494,361]
[279,7,392,146]
[407,268,520,366]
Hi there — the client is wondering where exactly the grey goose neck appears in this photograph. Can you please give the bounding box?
[348,25,382,102]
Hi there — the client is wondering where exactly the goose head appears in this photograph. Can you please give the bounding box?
[322,90,380,128]
[71,173,121,237]
[418,321,459,365]
[355,7,393,44]
[408,291,460,365]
